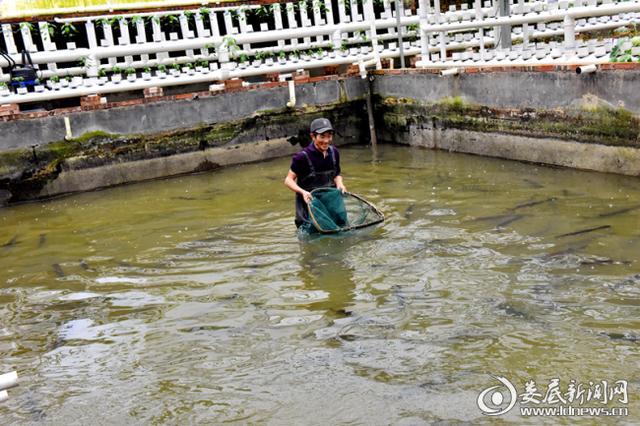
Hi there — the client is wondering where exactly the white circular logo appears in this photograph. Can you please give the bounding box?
[477,374,518,416]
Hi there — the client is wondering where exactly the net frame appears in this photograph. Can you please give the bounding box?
[307,188,385,234]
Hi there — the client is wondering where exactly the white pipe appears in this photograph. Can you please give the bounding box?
[0,390,8,403]
[440,68,460,76]
[64,117,73,140]
[576,64,597,74]
[421,2,640,33]
[0,372,18,392]
[286,80,296,108]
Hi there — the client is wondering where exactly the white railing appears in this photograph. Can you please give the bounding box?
[1,0,640,105]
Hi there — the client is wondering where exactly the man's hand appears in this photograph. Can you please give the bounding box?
[335,176,347,194]
[303,191,313,203]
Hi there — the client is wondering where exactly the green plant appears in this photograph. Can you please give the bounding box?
[256,5,270,18]
[239,53,250,63]
[65,76,72,83]
[317,47,324,55]
[254,51,266,61]
[313,0,329,14]
[340,43,348,53]
[202,61,209,68]
[157,64,168,73]
[50,75,59,83]
[171,63,180,70]
[222,36,241,57]
[61,22,78,39]
[19,22,36,33]
[165,14,180,30]
[205,42,216,53]
[124,67,136,76]
[77,56,91,69]
[328,43,335,51]
[291,49,301,58]
[199,6,210,15]
[143,66,152,74]
[112,66,122,74]
[41,22,56,37]
[147,15,160,25]
[355,28,367,41]
[131,15,143,26]
[12,77,25,83]
[184,62,194,69]
[279,50,286,59]
[0,81,7,90]
[98,68,107,77]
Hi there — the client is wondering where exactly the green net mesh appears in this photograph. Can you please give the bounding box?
[307,188,385,234]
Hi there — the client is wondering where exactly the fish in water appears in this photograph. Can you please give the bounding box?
[555,225,611,239]
[187,294,239,319]
[600,332,640,342]
[404,205,414,220]
[495,214,525,230]
[471,214,521,222]
[39,234,46,246]
[52,264,64,278]
[392,284,408,310]
[79,259,95,272]
[579,259,630,266]
[3,235,18,247]
[610,273,640,290]
[596,205,640,219]
[523,179,544,189]
[510,197,557,211]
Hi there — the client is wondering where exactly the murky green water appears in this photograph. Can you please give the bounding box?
[1,144,640,425]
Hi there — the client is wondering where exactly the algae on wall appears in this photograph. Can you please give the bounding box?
[0,101,369,205]
[375,94,640,149]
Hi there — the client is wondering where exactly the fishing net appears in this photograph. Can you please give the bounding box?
[307,187,385,234]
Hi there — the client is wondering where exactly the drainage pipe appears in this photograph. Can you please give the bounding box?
[440,68,460,76]
[0,372,18,393]
[395,0,406,68]
[576,64,597,74]
[286,80,296,108]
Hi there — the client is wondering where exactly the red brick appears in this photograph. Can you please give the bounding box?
[266,72,281,82]
[309,76,325,83]
[346,65,360,74]
[293,77,309,84]
[466,67,479,73]
[322,65,339,76]
[614,63,635,69]
[224,78,243,89]
[0,103,19,117]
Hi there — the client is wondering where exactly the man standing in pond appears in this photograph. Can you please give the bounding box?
[284,118,347,229]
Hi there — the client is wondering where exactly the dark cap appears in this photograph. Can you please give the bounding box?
[310,118,334,134]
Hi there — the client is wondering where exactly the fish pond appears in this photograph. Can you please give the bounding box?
[1,144,640,424]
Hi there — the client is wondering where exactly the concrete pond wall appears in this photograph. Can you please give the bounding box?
[2,65,640,205]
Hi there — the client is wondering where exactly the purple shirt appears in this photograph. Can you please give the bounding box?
[290,143,341,181]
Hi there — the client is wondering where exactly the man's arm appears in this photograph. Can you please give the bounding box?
[285,170,313,203]
[334,175,346,194]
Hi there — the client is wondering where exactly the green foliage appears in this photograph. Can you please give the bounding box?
[291,49,301,58]
[61,22,78,39]
[12,77,25,83]
[112,66,122,74]
[171,63,180,70]
[131,15,143,25]
[238,53,250,63]
[19,22,36,33]
[124,67,136,76]
[143,66,152,74]
[98,68,107,77]
[76,56,91,69]
[279,50,286,59]
[157,64,168,72]
[184,62,194,69]
[41,22,56,37]
[0,81,8,89]
[49,75,59,84]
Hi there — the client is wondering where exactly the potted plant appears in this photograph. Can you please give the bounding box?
[290,49,300,62]
[253,51,264,67]
[34,78,45,92]
[301,50,311,61]
[328,44,336,58]
[201,61,210,74]
[278,50,286,64]
[264,51,275,66]
[125,67,136,81]
[156,64,168,78]
[170,63,181,76]
[142,66,152,80]
[98,68,108,84]
[238,53,250,69]
[183,62,195,75]
[340,43,349,56]
[315,47,324,59]
[60,75,70,87]
[61,22,78,50]
[111,66,122,83]
[0,81,9,96]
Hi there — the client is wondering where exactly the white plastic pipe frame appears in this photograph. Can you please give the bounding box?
[440,67,460,76]
[576,64,597,74]
[0,371,19,403]
[1,1,640,105]
[286,79,296,108]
